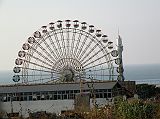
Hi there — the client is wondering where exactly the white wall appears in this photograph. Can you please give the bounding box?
[1,98,110,117]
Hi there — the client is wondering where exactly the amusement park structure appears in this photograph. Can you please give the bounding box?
[0,20,135,118]
[12,20,124,84]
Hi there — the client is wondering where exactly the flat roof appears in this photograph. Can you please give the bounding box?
[0,81,118,93]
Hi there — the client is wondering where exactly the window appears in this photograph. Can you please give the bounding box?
[53,91,57,94]
[36,92,40,95]
[33,95,37,101]
[58,91,62,94]
[62,91,65,94]
[37,96,40,100]
[68,94,74,99]
[99,89,103,92]
[57,95,61,100]
[103,89,108,92]
[74,90,79,93]
[95,89,99,93]
[29,92,33,95]
[53,95,57,100]
[83,90,89,92]
[3,96,7,102]
[46,95,49,100]
[20,97,23,101]
[69,90,73,94]
[104,93,107,98]
[99,93,103,98]
[90,94,94,98]
[63,94,67,99]
[108,89,112,92]
[24,96,27,101]
[49,94,53,100]
[17,97,19,101]
[29,96,32,101]
[13,97,17,101]
[7,97,11,101]
[96,93,100,98]
[20,93,23,96]
[66,90,69,94]
[0,88,115,102]
[41,94,45,100]
[108,93,112,98]
[24,92,32,95]
[48,91,54,95]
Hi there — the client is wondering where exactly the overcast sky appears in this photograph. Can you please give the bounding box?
[0,0,160,70]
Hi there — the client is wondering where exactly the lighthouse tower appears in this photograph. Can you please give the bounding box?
[117,34,124,81]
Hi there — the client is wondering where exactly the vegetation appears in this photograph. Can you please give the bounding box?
[136,84,160,99]
[113,96,160,119]
[60,96,160,119]
[1,97,160,119]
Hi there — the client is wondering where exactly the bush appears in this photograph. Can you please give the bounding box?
[113,97,160,119]
[136,84,160,99]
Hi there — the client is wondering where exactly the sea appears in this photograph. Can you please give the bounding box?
[0,64,160,85]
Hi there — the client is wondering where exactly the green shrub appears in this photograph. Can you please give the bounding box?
[113,97,160,119]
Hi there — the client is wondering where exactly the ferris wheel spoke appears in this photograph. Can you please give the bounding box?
[56,59,78,71]
[26,71,60,81]
[70,29,76,58]
[84,67,117,73]
[81,48,103,66]
[82,49,112,67]
[83,54,107,67]
[59,29,70,67]
[34,41,56,62]
[27,77,60,83]
[46,78,61,83]
[57,62,69,70]
[85,74,118,77]
[55,62,66,70]
[51,30,68,68]
[23,59,55,71]
[74,31,83,58]
[78,40,93,61]
[46,32,61,59]
[26,52,53,68]
[76,32,89,59]
[81,75,116,81]
[66,28,70,67]
[80,43,98,63]
[19,66,59,74]
[84,61,110,70]
[97,41,113,67]
[19,74,58,77]
[70,30,79,67]
[51,29,63,58]
[41,35,58,60]
[30,47,54,65]
[66,28,70,57]
[59,28,66,58]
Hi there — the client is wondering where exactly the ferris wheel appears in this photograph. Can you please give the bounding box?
[12,20,123,84]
